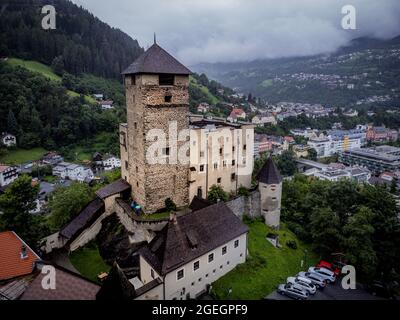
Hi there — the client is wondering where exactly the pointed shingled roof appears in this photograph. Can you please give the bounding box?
[122,43,192,75]
[257,157,282,184]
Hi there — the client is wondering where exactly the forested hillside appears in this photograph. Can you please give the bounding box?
[0,0,143,79]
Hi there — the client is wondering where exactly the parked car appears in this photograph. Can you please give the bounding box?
[297,271,326,289]
[277,283,309,300]
[366,281,398,300]
[316,260,341,276]
[308,267,336,283]
[287,276,317,295]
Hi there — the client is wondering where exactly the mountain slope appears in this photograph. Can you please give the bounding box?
[193,36,400,107]
[0,0,143,79]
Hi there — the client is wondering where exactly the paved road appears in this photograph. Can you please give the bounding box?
[265,281,386,300]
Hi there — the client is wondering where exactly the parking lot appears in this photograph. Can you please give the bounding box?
[265,280,386,300]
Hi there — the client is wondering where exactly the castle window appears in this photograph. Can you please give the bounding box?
[223,160,227,167]
[164,95,172,103]
[234,239,239,248]
[200,151,204,157]
[243,144,247,150]
[231,173,236,181]
[136,166,138,173]
[199,165,204,172]
[162,147,170,156]
[208,253,214,263]
[177,269,184,280]
[232,160,236,166]
[136,181,139,187]
[159,74,174,86]
[232,146,235,152]
[219,148,223,155]
[213,163,218,170]
[125,161,129,170]
[193,261,200,271]
[217,177,221,184]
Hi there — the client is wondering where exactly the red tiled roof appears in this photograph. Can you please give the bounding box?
[0,231,41,281]
[0,165,10,173]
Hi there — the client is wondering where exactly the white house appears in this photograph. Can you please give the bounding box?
[110,202,249,300]
[53,162,93,182]
[103,155,121,171]
[99,100,114,110]
[0,165,19,187]
[252,115,277,126]
[1,132,16,147]
[197,103,210,114]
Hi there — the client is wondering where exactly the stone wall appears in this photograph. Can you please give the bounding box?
[225,189,262,219]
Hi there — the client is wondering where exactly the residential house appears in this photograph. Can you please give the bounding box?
[343,109,358,117]
[99,100,114,110]
[0,231,41,300]
[197,103,210,114]
[0,165,19,187]
[53,162,93,182]
[293,144,311,158]
[1,132,16,147]
[366,126,398,143]
[92,93,104,100]
[251,114,277,126]
[41,152,64,166]
[227,108,246,123]
[103,154,121,171]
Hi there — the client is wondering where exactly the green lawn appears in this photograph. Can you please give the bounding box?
[0,147,47,165]
[7,58,62,82]
[142,211,171,220]
[211,219,319,300]
[69,242,110,283]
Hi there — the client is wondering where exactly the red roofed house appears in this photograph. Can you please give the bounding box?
[0,231,41,300]
[227,108,246,123]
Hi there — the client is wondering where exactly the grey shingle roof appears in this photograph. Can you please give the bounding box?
[257,157,282,184]
[122,43,192,75]
[139,202,248,275]
[95,179,131,199]
[59,198,105,240]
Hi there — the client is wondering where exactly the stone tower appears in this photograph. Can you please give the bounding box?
[257,157,283,228]
[120,42,191,213]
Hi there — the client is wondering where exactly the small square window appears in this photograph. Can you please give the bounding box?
[219,148,223,155]
[231,173,236,181]
[208,253,214,263]
[232,146,235,152]
[162,147,170,156]
[191,282,195,286]
[222,246,227,255]
[213,163,218,169]
[200,165,204,172]
[165,95,172,103]
[193,261,200,271]
[177,269,184,280]
[232,160,236,166]
[217,177,221,184]
[243,144,247,150]
[200,151,204,157]
[234,239,239,248]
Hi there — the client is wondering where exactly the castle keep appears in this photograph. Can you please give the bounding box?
[120,43,191,213]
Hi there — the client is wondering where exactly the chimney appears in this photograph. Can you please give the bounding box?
[169,212,177,224]
[20,245,28,260]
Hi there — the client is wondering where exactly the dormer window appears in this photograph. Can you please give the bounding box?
[159,74,174,86]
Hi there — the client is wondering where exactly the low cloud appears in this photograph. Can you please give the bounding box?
[72,0,400,65]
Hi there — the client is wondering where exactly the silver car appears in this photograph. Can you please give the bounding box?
[297,271,326,289]
[308,267,336,283]
[277,283,309,300]
[287,276,317,295]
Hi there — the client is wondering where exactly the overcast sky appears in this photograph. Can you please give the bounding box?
[71,0,400,65]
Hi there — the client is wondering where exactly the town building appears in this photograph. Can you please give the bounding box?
[0,165,19,187]
[99,100,114,109]
[227,108,246,122]
[366,126,398,143]
[339,145,400,174]
[197,102,210,113]
[293,144,311,158]
[102,154,121,171]
[53,162,94,182]
[251,114,277,126]
[41,151,64,166]
[1,132,16,147]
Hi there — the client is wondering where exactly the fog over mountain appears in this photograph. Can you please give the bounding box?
[72,0,400,65]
